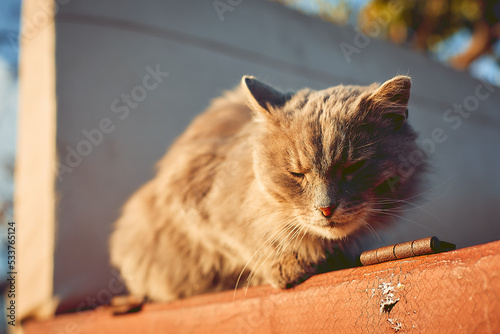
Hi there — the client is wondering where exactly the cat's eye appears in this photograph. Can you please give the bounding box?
[290,172,305,178]
[343,160,366,175]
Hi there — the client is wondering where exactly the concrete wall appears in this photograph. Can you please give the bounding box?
[18,0,500,314]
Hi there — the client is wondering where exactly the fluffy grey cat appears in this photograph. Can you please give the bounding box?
[110,75,424,302]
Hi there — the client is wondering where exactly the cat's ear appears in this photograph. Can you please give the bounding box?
[365,76,411,130]
[241,76,287,119]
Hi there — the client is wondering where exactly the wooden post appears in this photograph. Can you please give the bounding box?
[16,0,58,322]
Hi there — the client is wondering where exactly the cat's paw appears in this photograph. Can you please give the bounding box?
[268,254,314,289]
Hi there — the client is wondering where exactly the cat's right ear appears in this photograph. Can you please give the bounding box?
[241,76,287,120]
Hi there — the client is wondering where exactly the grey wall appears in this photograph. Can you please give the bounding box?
[53,0,500,311]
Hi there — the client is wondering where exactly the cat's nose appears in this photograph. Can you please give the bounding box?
[317,204,337,218]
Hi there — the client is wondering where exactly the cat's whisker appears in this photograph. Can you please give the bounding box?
[373,199,435,213]
[239,220,295,273]
[256,222,297,266]
[372,197,448,227]
[268,221,307,271]
[240,207,296,227]
[368,208,439,234]
[372,175,459,228]
[242,220,297,290]
[265,222,310,286]
[352,139,383,151]
[244,221,300,296]
[272,222,302,265]
[258,219,297,262]
[377,172,458,207]
[277,220,304,258]
[232,222,291,299]
[360,219,380,241]
[294,223,309,250]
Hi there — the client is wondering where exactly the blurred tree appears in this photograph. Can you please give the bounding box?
[359,0,500,70]
[279,0,353,24]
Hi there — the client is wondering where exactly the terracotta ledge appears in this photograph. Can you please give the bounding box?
[25,240,500,333]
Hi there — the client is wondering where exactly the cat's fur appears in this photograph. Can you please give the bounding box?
[110,75,425,301]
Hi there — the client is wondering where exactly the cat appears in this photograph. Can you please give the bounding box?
[109,75,425,302]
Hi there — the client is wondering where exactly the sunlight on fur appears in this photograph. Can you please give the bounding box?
[110,75,426,302]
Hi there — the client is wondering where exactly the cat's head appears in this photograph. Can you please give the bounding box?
[242,75,424,240]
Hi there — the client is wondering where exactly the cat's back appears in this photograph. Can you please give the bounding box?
[154,86,253,193]
[110,86,254,300]
[174,87,252,148]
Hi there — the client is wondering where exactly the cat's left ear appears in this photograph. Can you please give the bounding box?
[365,75,411,130]
[241,76,288,120]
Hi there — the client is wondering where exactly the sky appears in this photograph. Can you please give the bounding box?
[0,0,20,218]
[0,0,21,69]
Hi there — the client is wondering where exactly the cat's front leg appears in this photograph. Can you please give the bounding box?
[267,252,318,289]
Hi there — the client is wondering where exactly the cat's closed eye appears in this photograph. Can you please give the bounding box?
[343,160,366,177]
[290,172,305,178]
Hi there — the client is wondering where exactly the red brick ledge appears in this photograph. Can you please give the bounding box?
[25,240,500,333]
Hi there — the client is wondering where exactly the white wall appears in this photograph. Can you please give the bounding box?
[34,0,500,311]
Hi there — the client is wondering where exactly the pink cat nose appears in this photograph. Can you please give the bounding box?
[318,205,337,218]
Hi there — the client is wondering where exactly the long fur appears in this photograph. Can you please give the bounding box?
[109,75,425,301]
